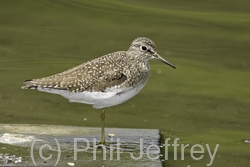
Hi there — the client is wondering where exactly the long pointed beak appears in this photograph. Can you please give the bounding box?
[154,53,176,69]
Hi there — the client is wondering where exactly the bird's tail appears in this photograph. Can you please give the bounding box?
[21,80,37,89]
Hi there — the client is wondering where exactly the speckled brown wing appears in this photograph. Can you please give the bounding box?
[21,52,128,92]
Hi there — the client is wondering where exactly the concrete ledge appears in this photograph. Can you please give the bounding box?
[0,124,162,167]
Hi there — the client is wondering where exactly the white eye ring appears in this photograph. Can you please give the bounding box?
[140,45,147,51]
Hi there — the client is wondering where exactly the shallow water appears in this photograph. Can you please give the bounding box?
[0,0,250,166]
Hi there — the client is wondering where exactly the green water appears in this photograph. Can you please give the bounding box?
[0,0,250,166]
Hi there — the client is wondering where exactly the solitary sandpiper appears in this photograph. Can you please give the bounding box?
[21,37,176,144]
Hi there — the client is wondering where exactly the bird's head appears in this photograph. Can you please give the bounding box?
[128,37,176,69]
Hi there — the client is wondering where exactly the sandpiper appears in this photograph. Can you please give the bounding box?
[21,37,176,144]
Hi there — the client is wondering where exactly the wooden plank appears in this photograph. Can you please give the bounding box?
[0,124,162,167]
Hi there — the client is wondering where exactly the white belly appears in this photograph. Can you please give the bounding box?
[37,83,146,109]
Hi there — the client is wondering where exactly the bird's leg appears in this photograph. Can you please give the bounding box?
[99,108,106,144]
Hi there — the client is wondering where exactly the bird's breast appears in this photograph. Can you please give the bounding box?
[121,61,150,88]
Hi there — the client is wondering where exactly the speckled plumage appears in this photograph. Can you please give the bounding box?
[22,51,148,93]
[22,37,175,108]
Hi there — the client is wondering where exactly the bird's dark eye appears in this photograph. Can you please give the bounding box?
[140,45,147,51]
